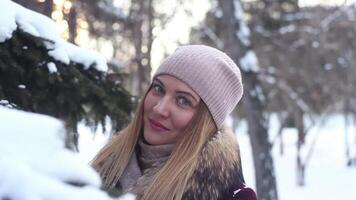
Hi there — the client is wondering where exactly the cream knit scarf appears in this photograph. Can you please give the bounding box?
[118,139,174,198]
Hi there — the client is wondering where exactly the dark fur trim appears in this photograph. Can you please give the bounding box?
[182,129,244,200]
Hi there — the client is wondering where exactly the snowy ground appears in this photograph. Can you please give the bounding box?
[236,114,356,200]
[79,114,356,200]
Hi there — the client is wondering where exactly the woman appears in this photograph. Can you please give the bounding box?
[92,45,257,200]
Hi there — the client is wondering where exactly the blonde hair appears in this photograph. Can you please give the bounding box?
[92,89,217,200]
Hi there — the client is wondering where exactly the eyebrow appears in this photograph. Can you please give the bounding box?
[154,78,199,103]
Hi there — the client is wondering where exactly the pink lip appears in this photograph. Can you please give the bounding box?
[148,119,170,131]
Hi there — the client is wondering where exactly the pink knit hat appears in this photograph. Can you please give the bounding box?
[154,45,243,128]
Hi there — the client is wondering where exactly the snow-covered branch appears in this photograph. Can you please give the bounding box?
[0,0,107,72]
[0,107,135,200]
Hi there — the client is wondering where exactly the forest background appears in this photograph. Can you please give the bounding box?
[1,0,356,200]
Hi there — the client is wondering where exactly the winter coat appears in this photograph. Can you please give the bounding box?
[220,181,257,200]
[109,129,257,200]
[181,129,257,200]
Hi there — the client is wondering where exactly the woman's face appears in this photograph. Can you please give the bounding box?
[143,75,200,145]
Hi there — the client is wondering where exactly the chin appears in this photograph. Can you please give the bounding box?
[143,126,160,145]
[143,128,171,145]
[144,135,163,145]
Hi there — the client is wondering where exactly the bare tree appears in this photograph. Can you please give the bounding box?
[218,0,279,199]
[127,0,154,96]
[65,5,77,44]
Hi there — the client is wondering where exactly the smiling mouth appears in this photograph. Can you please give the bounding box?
[148,119,170,131]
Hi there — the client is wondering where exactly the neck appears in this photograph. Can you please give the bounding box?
[138,139,174,171]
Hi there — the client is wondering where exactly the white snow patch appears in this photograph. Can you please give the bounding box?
[279,25,296,34]
[117,194,136,200]
[47,62,58,74]
[0,100,9,104]
[77,122,111,163]
[267,66,276,74]
[239,50,259,72]
[337,57,346,66]
[312,41,319,48]
[18,84,26,89]
[324,63,333,70]
[233,0,251,46]
[265,76,276,84]
[0,107,134,200]
[65,42,108,71]
[284,12,312,21]
[17,19,40,37]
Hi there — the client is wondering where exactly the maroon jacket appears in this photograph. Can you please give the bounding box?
[221,182,258,200]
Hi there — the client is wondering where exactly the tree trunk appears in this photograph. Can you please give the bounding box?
[277,113,288,156]
[344,100,352,166]
[67,6,77,44]
[294,108,305,186]
[218,0,279,199]
[243,73,279,200]
[129,0,154,96]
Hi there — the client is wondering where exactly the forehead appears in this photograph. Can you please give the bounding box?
[154,75,199,97]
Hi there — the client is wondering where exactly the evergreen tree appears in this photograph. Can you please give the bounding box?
[0,28,134,150]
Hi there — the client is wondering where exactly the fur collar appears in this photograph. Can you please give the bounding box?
[182,128,244,200]
[116,128,244,200]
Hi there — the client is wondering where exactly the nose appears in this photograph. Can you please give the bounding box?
[152,97,170,118]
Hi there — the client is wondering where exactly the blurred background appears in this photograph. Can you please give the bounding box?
[1,0,356,200]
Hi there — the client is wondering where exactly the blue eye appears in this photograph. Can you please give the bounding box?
[177,96,191,106]
[152,84,164,94]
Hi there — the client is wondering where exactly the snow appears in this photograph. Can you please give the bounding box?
[279,25,297,34]
[235,114,356,200]
[0,107,135,200]
[249,85,265,103]
[264,76,276,84]
[324,63,333,70]
[0,0,108,72]
[321,7,344,31]
[284,12,312,21]
[239,50,259,72]
[0,100,9,104]
[312,41,320,48]
[18,84,26,89]
[290,39,306,49]
[47,62,58,74]
[233,0,251,46]
[77,122,110,163]
[98,1,128,20]
[64,42,107,71]
[337,57,347,67]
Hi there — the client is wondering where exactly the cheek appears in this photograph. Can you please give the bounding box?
[143,92,155,113]
[171,110,195,130]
